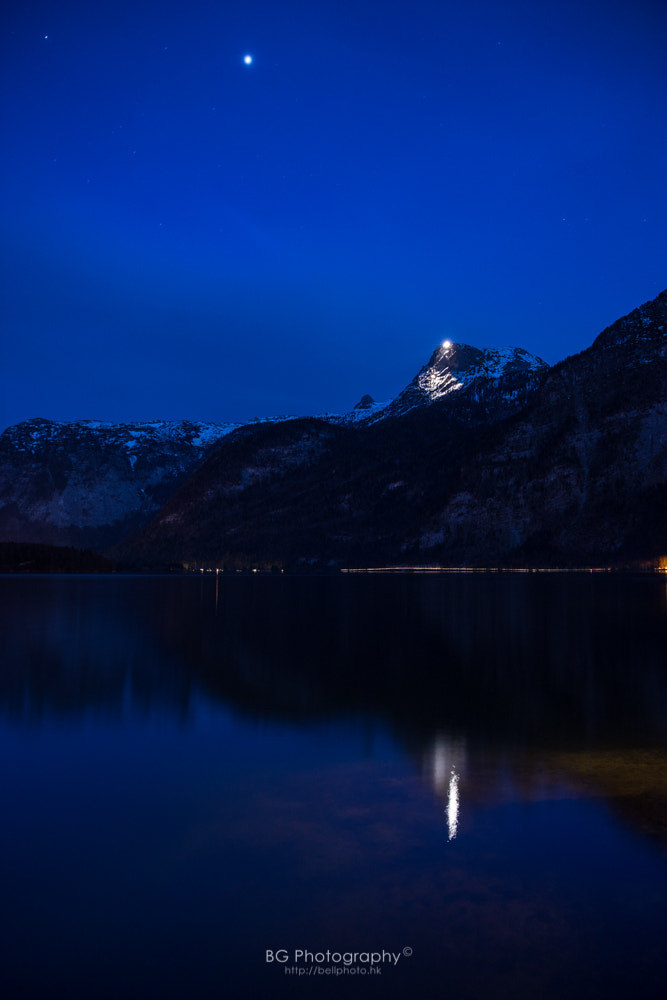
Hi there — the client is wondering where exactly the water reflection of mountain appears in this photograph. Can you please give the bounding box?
[2,575,665,749]
[0,576,197,721]
[3,575,665,846]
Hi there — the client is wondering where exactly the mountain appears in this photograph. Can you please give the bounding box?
[415,290,667,565]
[2,291,665,568]
[110,341,552,568]
[116,291,666,569]
[0,419,240,550]
[0,343,548,555]
[366,342,548,423]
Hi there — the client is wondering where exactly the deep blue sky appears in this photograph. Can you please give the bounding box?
[1,0,666,430]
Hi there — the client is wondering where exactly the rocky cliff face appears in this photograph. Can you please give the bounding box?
[416,290,667,563]
[0,419,239,550]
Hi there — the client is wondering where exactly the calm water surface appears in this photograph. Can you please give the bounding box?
[1,574,666,1000]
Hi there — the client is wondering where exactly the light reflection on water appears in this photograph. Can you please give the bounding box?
[447,768,460,841]
[0,574,666,1000]
[421,735,465,840]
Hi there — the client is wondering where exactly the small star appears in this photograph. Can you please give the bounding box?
[243,54,253,65]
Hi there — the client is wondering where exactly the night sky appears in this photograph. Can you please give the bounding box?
[1,0,666,431]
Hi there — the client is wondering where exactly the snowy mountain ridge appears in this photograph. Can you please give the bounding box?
[1,417,241,456]
[0,337,551,553]
[356,342,549,423]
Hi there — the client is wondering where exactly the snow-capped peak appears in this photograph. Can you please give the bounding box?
[417,342,547,399]
[348,341,549,424]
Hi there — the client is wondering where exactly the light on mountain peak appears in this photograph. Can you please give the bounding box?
[442,339,452,349]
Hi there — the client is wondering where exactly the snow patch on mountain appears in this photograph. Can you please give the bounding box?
[1,418,242,456]
[344,342,549,424]
[417,343,547,399]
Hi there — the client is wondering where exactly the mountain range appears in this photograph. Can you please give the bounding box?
[1,289,665,569]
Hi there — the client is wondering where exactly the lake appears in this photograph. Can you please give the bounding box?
[1,573,666,1000]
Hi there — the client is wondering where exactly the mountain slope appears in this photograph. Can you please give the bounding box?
[113,417,357,567]
[0,418,240,550]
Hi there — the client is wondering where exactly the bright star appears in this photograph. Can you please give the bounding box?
[243,54,253,65]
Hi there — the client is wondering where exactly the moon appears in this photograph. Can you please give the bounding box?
[243,54,253,65]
